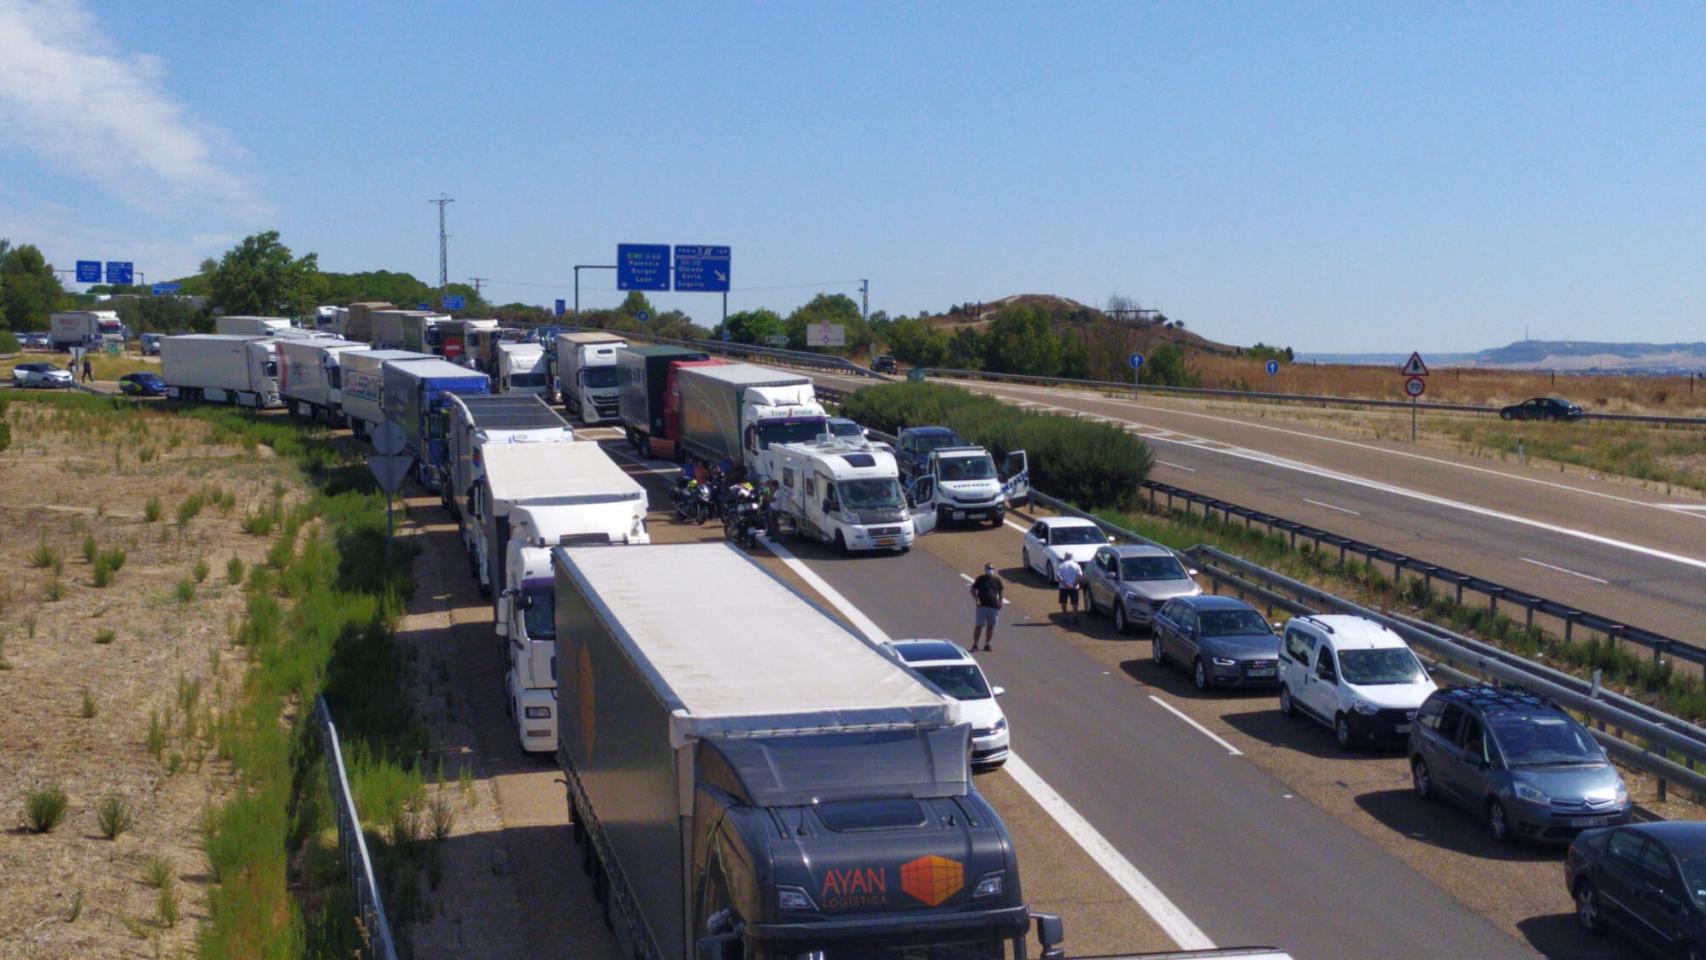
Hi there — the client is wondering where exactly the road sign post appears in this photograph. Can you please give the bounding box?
[1128,352,1144,391]
[105,261,134,285]
[806,324,845,348]
[441,294,465,311]
[1400,353,1429,442]
[1266,359,1280,376]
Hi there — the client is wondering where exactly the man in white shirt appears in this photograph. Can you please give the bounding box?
[1055,557,1084,624]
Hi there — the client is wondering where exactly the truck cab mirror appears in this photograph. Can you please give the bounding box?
[991,686,1006,697]
[1032,912,1065,960]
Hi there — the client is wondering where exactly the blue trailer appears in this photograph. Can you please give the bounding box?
[381,358,490,491]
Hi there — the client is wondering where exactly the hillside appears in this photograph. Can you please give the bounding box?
[1301,339,1706,373]
[924,293,1241,356]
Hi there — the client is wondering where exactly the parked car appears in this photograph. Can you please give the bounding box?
[1084,544,1202,634]
[880,639,1009,769]
[1020,516,1111,583]
[824,416,865,442]
[894,425,966,477]
[19,332,50,350]
[873,354,898,374]
[1500,396,1584,422]
[139,333,163,356]
[118,371,167,396]
[1410,685,1630,844]
[1567,821,1706,957]
[10,362,74,389]
[1152,595,1282,691]
[1277,615,1436,749]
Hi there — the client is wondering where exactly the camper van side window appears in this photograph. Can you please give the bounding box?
[804,477,815,497]
[782,468,794,488]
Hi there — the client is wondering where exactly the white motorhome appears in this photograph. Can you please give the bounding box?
[215,316,293,337]
[772,439,915,553]
[276,337,370,424]
[497,342,548,396]
[553,331,625,423]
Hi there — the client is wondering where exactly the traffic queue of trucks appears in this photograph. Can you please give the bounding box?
[159,335,283,408]
[276,337,370,424]
[552,331,626,424]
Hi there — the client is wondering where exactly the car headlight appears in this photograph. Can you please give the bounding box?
[1352,699,1380,715]
[972,872,1005,898]
[1513,782,1550,804]
[1614,784,1629,806]
[992,718,1007,732]
[776,885,817,912]
[1211,657,1236,667]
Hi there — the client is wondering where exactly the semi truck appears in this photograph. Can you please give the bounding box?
[553,331,626,424]
[380,358,489,490]
[159,335,283,408]
[551,541,1071,960]
[49,311,124,349]
[497,342,548,396]
[215,315,293,337]
[277,337,370,424]
[771,438,915,553]
[676,362,827,479]
[370,309,456,354]
[338,349,435,439]
[443,393,575,543]
[331,301,393,342]
[616,345,711,459]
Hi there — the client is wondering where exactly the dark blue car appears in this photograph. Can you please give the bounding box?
[1152,595,1282,691]
[895,425,966,478]
[1567,821,1706,958]
[119,372,167,396]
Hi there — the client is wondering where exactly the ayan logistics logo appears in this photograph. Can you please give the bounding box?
[900,855,964,907]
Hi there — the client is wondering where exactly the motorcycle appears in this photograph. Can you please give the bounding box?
[671,478,715,525]
[722,488,764,548]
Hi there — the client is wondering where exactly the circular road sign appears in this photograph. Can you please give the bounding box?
[1266,359,1280,376]
[1404,376,1426,398]
[371,421,406,457]
[1128,352,1145,370]
[637,310,650,323]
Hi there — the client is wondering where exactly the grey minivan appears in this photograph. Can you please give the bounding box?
[1410,685,1630,844]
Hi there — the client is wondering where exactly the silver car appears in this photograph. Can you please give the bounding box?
[11,362,75,388]
[1084,544,1203,634]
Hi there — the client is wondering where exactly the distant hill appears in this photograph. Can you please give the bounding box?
[1300,340,1706,373]
[930,293,1241,355]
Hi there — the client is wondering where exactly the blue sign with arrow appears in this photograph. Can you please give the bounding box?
[636,310,650,323]
[617,244,670,291]
[76,260,101,283]
[1128,352,1145,370]
[105,261,133,285]
[1266,359,1280,375]
[673,244,731,292]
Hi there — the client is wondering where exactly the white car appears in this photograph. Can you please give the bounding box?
[11,362,75,389]
[1277,614,1437,750]
[1019,516,1112,583]
[882,639,1009,769]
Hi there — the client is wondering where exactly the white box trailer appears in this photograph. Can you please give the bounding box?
[497,342,548,395]
[444,393,575,535]
[215,315,293,337]
[553,331,626,423]
[371,310,455,354]
[50,311,124,348]
[337,349,435,438]
[277,337,370,424]
[159,335,283,408]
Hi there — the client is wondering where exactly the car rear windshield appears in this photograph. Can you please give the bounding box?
[1489,714,1602,767]
[938,455,995,481]
[1049,526,1105,545]
[828,420,862,438]
[1198,609,1270,637]
[1121,556,1188,581]
[1339,648,1426,685]
[915,664,991,701]
[915,432,962,453]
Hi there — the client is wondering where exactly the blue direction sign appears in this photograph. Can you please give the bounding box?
[416,302,430,310]
[441,294,466,311]
[1128,352,1145,370]
[105,261,133,285]
[636,310,650,323]
[75,260,101,283]
[151,282,182,296]
[1266,359,1280,376]
[617,244,670,291]
[673,244,731,292]
[554,299,566,317]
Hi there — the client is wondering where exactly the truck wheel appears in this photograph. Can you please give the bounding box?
[834,531,849,555]
[638,436,652,459]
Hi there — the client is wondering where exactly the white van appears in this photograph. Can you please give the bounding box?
[1277,614,1437,750]
[773,439,914,553]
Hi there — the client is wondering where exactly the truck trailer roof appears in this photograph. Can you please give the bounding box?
[384,357,484,380]
[553,543,955,745]
[556,330,627,346]
[483,442,641,506]
[449,393,568,431]
[679,362,811,388]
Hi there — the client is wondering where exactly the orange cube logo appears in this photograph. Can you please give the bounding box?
[900,855,964,907]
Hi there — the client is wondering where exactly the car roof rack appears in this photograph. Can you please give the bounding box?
[1441,683,1556,714]
[1298,616,1335,634]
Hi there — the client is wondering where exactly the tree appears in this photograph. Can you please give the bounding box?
[1141,342,1199,388]
[0,242,67,331]
[784,293,865,352]
[208,231,325,317]
[719,308,784,345]
[982,304,1062,376]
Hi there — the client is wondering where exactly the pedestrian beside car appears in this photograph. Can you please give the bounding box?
[970,563,1004,652]
[81,355,93,383]
[1056,556,1084,623]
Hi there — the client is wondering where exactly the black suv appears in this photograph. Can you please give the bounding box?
[1410,685,1630,844]
[872,355,897,374]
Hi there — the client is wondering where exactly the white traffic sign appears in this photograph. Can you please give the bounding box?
[1404,376,1426,398]
[805,323,845,347]
[1401,351,1429,377]
[764,334,789,347]
[371,421,406,457]
[367,454,413,495]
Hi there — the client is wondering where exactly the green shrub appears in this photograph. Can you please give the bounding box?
[82,534,98,565]
[0,329,20,354]
[143,854,174,889]
[24,784,69,833]
[174,579,195,603]
[94,628,116,645]
[225,555,245,585]
[192,559,210,583]
[30,541,59,569]
[839,381,1153,510]
[144,497,162,522]
[97,795,133,839]
[44,578,64,602]
[80,687,97,718]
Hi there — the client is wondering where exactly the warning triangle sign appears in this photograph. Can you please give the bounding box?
[1401,352,1429,377]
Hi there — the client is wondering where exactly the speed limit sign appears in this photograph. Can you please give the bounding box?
[1404,376,1426,398]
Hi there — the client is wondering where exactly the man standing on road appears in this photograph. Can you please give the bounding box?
[970,563,1004,652]
[81,355,93,383]
[1056,556,1084,623]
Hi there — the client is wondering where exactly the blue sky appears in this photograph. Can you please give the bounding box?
[3,1,1704,351]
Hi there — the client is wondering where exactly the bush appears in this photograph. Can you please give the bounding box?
[82,535,98,565]
[225,555,245,585]
[97,795,133,839]
[24,784,69,833]
[0,329,19,354]
[94,628,116,645]
[192,559,210,583]
[29,541,59,569]
[174,579,195,603]
[839,381,1154,510]
[144,497,162,522]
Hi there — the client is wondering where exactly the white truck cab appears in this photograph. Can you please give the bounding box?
[773,439,915,553]
[501,545,558,752]
[905,445,1027,529]
[497,342,548,396]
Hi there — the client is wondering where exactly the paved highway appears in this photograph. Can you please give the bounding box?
[811,371,1706,648]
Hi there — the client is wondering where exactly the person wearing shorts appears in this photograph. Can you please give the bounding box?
[1055,556,1084,623]
[970,563,1004,651]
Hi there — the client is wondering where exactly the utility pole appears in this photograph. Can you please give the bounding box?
[469,277,489,302]
[429,194,454,291]
[859,278,869,323]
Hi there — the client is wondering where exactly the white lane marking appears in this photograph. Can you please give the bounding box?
[1520,557,1610,585]
[1664,504,1706,512]
[1156,460,1197,472]
[1003,754,1216,950]
[762,535,1213,951]
[1302,497,1361,516]
[1147,695,1244,757]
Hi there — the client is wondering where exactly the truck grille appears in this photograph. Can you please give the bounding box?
[870,527,902,537]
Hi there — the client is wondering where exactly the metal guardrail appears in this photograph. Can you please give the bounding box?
[917,366,1706,426]
[314,696,400,960]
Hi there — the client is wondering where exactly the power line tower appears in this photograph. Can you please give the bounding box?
[428,194,454,290]
[859,278,869,322]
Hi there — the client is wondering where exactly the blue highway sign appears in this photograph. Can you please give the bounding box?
[1128,352,1145,370]
[105,261,133,285]
[1266,359,1280,375]
[673,245,731,292]
[441,294,466,311]
[554,299,566,317]
[617,244,670,291]
[636,310,650,323]
[151,283,182,296]
[76,261,101,283]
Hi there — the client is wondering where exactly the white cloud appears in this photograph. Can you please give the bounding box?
[0,0,270,220]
